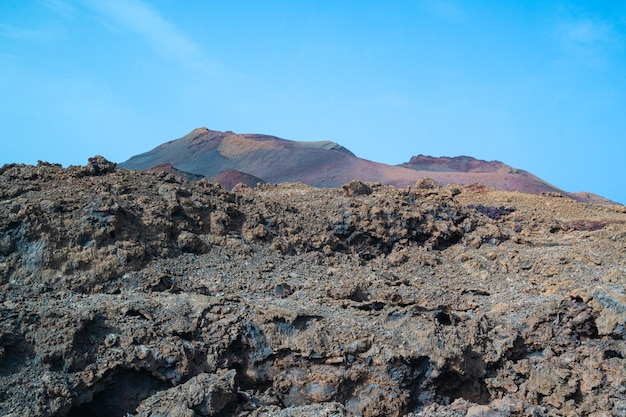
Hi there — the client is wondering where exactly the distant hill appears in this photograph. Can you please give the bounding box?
[120,128,614,203]
[400,155,509,173]
[142,163,204,181]
[210,169,266,190]
[399,155,565,196]
[119,128,425,188]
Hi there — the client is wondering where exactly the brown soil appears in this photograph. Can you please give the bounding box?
[0,157,625,417]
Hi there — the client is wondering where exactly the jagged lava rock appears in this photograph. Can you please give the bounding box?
[0,158,625,416]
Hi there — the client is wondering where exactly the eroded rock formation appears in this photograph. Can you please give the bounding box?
[1,158,625,416]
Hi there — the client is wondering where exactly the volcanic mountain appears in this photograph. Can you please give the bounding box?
[120,128,608,202]
[120,128,424,188]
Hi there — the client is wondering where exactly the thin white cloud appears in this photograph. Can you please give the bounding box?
[2,1,72,42]
[555,16,623,68]
[38,0,76,17]
[421,0,467,23]
[83,0,210,70]
[0,23,59,42]
[558,18,617,48]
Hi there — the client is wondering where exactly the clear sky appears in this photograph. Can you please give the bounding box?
[1,1,625,203]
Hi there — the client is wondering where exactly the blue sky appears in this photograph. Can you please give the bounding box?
[1,1,625,203]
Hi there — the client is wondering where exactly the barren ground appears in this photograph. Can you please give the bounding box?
[1,158,625,417]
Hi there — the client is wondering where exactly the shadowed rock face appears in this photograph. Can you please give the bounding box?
[119,128,617,204]
[210,169,266,190]
[401,155,509,173]
[143,163,205,181]
[1,158,625,416]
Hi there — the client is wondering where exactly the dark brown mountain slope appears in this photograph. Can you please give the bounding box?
[210,169,266,190]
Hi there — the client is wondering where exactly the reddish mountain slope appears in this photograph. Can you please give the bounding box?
[120,128,613,203]
[399,155,565,196]
[120,128,425,188]
[401,155,508,173]
[210,169,266,190]
[142,163,204,181]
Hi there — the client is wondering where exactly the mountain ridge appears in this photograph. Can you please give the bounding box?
[119,128,617,205]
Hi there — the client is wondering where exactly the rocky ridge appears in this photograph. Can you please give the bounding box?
[400,155,510,173]
[120,128,613,204]
[0,157,625,417]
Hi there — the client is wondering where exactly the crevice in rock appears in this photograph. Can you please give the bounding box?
[604,349,623,359]
[0,336,34,375]
[352,301,386,311]
[435,310,453,326]
[124,309,151,321]
[231,361,274,394]
[433,370,491,405]
[395,356,431,412]
[69,314,112,372]
[65,369,169,417]
[566,387,584,404]
[503,334,532,362]
[431,232,464,250]
[148,275,176,292]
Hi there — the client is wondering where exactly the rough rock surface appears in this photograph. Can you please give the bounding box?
[1,158,625,417]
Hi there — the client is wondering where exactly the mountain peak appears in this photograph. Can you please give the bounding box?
[119,128,615,203]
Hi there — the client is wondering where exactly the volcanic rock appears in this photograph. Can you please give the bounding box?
[0,158,625,416]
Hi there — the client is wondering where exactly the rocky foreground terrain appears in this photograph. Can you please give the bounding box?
[1,157,625,417]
